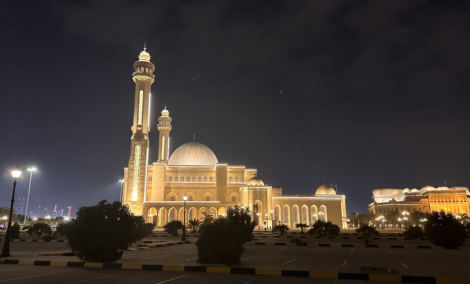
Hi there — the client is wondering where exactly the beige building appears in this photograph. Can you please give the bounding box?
[121,47,347,229]
[368,186,470,215]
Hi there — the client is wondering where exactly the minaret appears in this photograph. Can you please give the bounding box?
[124,45,155,215]
[157,105,172,163]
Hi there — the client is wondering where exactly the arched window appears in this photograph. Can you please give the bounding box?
[234,177,239,182]
[197,177,202,182]
[188,196,193,201]
[231,196,236,202]
[275,206,280,221]
[205,196,210,201]
[301,206,307,224]
[293,206,298,224]
[209,177,214,182]
[170,196,175,201]
[229,177,233,182]
[186,177,190,182]
[168,176,173,182]
[320,206,327,221]
[203,177,208,182]
[283,206,289,224]
[192,177,196,182]
[174,177,178,182]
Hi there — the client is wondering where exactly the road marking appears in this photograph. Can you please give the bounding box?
[144,255,170,260]
[243,276,259,284]
[425,250,434,254]
[462,265,470,268]
[0,270,68,282]
[342,261,347,266]
[126,254,136,256]
[284,258,297,264]
[350,248,354,253]
[241,257,252,260]
[68,272,126,284]
[0,269,21,272]
[156,274,191,284]
[313,248,320,252]
[278,247,288,250]
[401,262,409,269]
[387,249,392,253]
[186,258,197,261]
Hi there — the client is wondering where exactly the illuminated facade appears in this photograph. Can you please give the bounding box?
[122,48,347,229]
[368,186,470,215]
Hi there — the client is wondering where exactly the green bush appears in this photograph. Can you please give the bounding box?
[196,218,244,264]
[403,226,424,239]
[308,220,340,237]
[55,223,70,236]
[65,200,148,262]
[295,223,309,234]
[355,225,379,238]
[226,205,255,242]
[163,220,184,236]
[10,223,21,239]
[290,237,305,245]
[28,223,52,236]
[42,235,57,241]
[424,211,467,249]
[273,224,289,236]
[188,219,200,233]
[145,223,155,235]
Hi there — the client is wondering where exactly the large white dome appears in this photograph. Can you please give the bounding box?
[168,141,218,166]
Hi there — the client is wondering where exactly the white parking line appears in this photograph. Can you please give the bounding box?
[186,258,197,261]
[462,265,470,269]
[313,248,320,252]
[278,247,288,250]
[284,259,297,264]
[0,269,21,272]
[68,272,126,284]
[401,263,409,269]
[156,274,191,284]
[243,276,259,284]
[0,270,68,282]
[144,255,170,260]
[241,257,252,260]
[350,248,353,253]
[342,261,347,266]
[425,250,434,254]
[387,249,392,253]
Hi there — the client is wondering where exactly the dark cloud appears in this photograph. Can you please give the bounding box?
[1,0,469,214]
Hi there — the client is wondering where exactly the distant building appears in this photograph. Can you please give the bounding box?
[15,197,25,215]
[121,47,348,229]
[368,186,469,215]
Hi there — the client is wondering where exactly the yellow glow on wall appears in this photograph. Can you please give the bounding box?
[138,90,143,126]
[147,93,151,127]
[133,145,141,202]
[167,137,170,161]
[161,136,165,161]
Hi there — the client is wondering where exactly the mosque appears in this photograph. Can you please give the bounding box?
[121,47,348,229]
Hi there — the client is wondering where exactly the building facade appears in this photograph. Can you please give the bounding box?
[368,186,470,215]
[122,47,347,229]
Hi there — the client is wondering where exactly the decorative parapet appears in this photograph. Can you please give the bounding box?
[272,188,282,191]
[245,168,257,171]
[228,165,246,168]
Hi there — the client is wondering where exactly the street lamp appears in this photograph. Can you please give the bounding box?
[1,167,21,257]
[119,179,124,203]
[24,167,37,225]
[181,194,187,241]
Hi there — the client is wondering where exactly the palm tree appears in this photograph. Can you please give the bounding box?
[386,210,400,227]
[295,223,309,234]
[347,212,358,227]
[368,212,376,226]
[188,219,200,233]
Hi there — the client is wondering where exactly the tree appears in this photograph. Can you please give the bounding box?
[55,223,69,236]
[0,207,17,222]
[295,223,309,234]
[403,226,424,239]
[196,218,244,264]
[424,211,467,249]
[28,223,52,236]
[273,224,289,236]
[10,222,21,239]
[386,210,400,227]
[356,214,368,226]
[347,212,358,227]
[225,205,255,242]
[355,225,379,238]
[308,220,340,237]
[188,219,200,233]
[368,212,376,226]
[65,200,148,262]
[163,220,184,236]
[145,223,155,235]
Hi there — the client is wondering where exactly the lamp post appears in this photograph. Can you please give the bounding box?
[1,167,21,257]
[181,194,187,241]
[119,179,124,203]
[24,167,36,225]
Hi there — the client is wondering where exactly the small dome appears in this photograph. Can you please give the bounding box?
[410,188,419,193]
[138,47,151,62]
[161,107,169,117]
[437,186,449,191]
[403,188,410,193]
[422,186,435,192]
[315,184,336,195]
[168,141,218,166]
[247,177,264,186]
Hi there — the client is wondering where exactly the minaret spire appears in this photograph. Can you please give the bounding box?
[157,106,172,164]
[193,134,195,141]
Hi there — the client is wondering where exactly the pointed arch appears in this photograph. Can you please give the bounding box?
[310,205,318,224]
[301,205,309,225]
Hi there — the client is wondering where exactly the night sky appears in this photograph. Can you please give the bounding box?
[1,1,470,216]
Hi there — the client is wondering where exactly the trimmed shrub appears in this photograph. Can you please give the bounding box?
[424,211,467,249]
[10,223,21,239]
[403,226,424,239]
[42,235,57,241]
[226,205,256,242]
[273,224,289,236]
[296,223,309,234]
[308,221,340,237]
[163,220,184,236]
[355,225,379,238]
[28,223,52,236]
[66,200,148,262]
[55,223,70,236]
[196,218,244,264]
[145,223,155,235]
[188,219,200,233]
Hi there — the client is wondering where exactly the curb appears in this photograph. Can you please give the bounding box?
[137,241,192,248]
[243,242,449,249]
[38,252,75,256]
[0,239,67,242]
[0,259,468,283]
